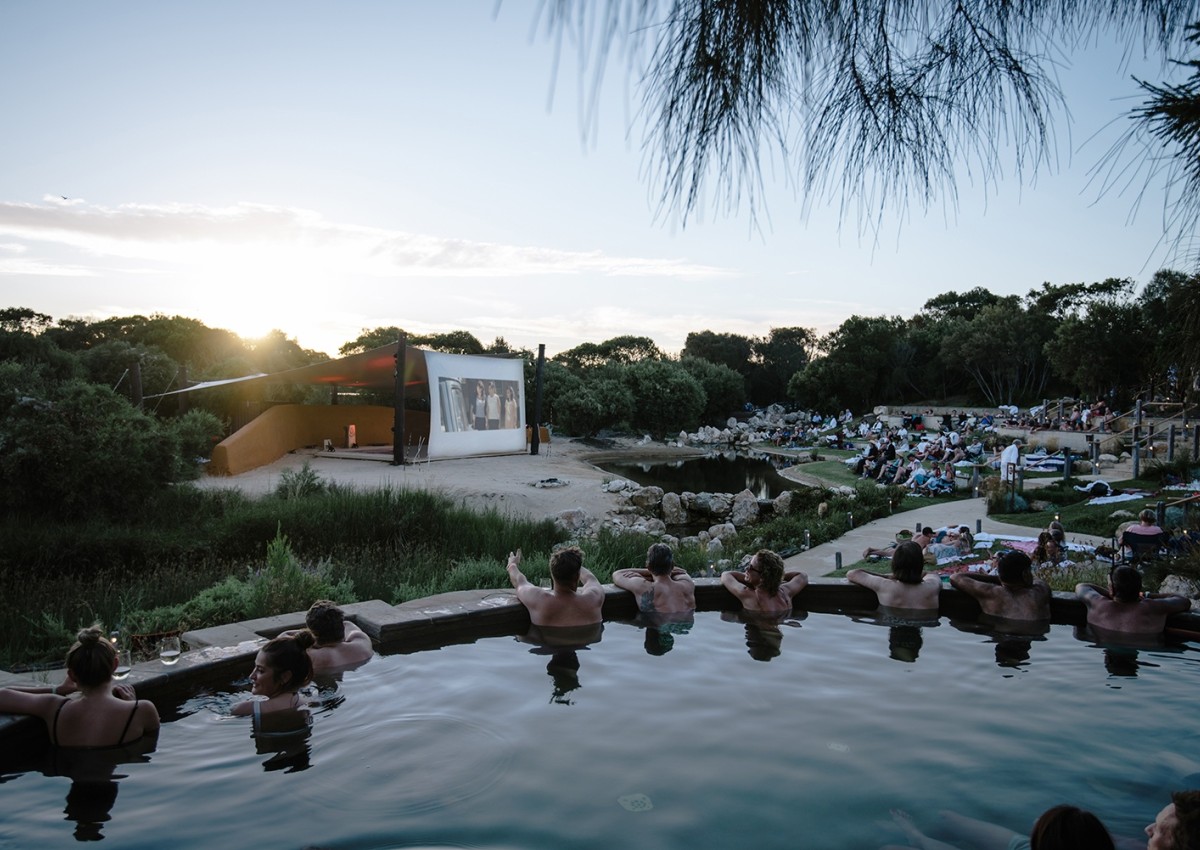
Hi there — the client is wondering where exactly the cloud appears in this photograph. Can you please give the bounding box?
[0,199,733,279]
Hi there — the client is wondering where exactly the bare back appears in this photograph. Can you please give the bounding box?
[951,574,1051,621]
[1078,590,1189,635]
[613,569,695,614]
[309,623,374,672]
[849,570,941,610]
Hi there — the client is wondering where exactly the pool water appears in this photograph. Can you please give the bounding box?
[2,612,1198,849]
[598,451,797,499]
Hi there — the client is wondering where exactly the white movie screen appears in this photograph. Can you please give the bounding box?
[425,352,526,459]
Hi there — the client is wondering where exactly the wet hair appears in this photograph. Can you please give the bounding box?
[550,546,584,585]
[753,549,785,594]
[891,541,926,584]
[998,550,1034,586]
[305,600,346,646]
[260,632,314,691]
[1141,508,1158,524]
[65,626,118,688]
[1028,804,1114,850]
[1171,790,1200,850]
[1110,565,1143,603]
[645,543,674,576]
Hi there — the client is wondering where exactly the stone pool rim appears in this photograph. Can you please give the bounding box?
[3,579,1198,746]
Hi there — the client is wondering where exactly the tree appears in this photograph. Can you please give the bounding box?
[340,326,407,356]
[681,330,753,375]
[414,331,485,355]
[624,359,705,437]
[681,356,746,423]
[788,315,907,411]
[748,326,815,403]
[554,335,664,371]
[537,2,1196,239]
[922,288,1003,322]
[940,299,1053,405]
[0,307,52,334]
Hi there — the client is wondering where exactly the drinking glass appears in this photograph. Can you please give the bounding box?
[159,636,181,665]
[113,648,133,680]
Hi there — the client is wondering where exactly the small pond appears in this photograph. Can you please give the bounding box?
[597,450,799,499]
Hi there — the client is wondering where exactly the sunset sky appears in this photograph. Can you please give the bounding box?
[0,2,1189,358]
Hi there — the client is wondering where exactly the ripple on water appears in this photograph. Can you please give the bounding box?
[308,713,513,817]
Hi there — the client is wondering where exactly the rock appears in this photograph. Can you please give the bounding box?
[697,530,711,544]
[679,535,702,549]
[660,534,679,547]
[678,430,688,445]
[639,434,652,445]
[773,490,794,516]
[661,492,688,525]
[727,417,739,429]
[730,489,759,526]
[1159,575,1200,605]
[1109,509,1136,519]
[533,477,570,488]
[629,486,665,511]
[707,537,725,555]
[707,492,733,518]
[603,478,634,493]
[817,501,829,519]
[554,509,589,532]
[708,522,737,541]
[640,518,667,535]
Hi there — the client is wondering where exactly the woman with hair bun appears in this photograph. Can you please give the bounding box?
[0,626,160,747]
[232,632,315,718]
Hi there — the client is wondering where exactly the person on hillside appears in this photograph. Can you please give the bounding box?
[865,527,933,561]
[720,549,808,614]
[1120,508,1167,560]
[1033,531,1066,567]
[927,526,974,562]
[1146,790,1200,850]
[951,550,1051,621]
[847,541,941,610]
[232,632,315,718]
[281,600,373,672]
[1075,565,1190,638]
[0,626,160,748]
[996,439,1023,483]
[506,546,605,628]
[612,543,695,615]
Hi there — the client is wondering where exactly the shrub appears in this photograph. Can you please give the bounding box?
[274,462,326,499]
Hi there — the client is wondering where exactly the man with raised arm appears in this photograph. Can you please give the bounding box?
[612,543,695,615]
[951,550,1051,621]
[506,546,605,628]
[721,549,808,614]
[1075,565,1190,637]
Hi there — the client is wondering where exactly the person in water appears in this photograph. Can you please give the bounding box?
[1075,565,1190,637]
[612,543,696,614]
[885,803,1115,850]
[281,600,373,672]
[847,541,940,610]
[0,626,159,748]
[950,550,1051,621]
[720,549,808,614]
[1146,790,1200,850]
[232,632,315,718]
[506,546,605,628]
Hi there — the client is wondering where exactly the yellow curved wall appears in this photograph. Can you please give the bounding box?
[209,405,427,476]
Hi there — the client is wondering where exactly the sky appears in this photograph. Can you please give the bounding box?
[0,2,1192,359]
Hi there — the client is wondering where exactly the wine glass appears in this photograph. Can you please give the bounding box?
[159,636,181,665]
[113,648,133,680]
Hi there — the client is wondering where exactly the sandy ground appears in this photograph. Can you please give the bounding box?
[194,438,707,523]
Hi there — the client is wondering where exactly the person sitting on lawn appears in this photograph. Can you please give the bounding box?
[1075,565,1191,637]
[847,541,941,611]
[951,550,1051,621]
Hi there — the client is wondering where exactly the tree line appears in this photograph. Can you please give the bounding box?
[2,268,1197,515]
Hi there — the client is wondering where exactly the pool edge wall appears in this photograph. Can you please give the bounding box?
[3,581,1198,747]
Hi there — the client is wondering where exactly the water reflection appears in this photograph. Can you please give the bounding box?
[517,623,604,705]
[252,708,312,773]
[722,610,807,661]
[949,617,1050,670]
[851,612,940,663]
[599,450,799,499]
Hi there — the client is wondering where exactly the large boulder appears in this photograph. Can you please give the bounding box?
[774,490,794,516]
[555,509,589,533]
[1159,575,1200,608]
[629,486,665,512]
[707,522,737,541]
[730,489,759,527]
[707,537,725,556]
[661,491,688,525]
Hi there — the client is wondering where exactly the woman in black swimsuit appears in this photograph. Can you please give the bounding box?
[0,626,160,748]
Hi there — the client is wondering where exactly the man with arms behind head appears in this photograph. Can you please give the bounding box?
[286,600,373,672]
[951,550,1051,621]
[612,543,695,614]
[506,546,604,628]
[1076,565,1190,637]
[721,549,808,614]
